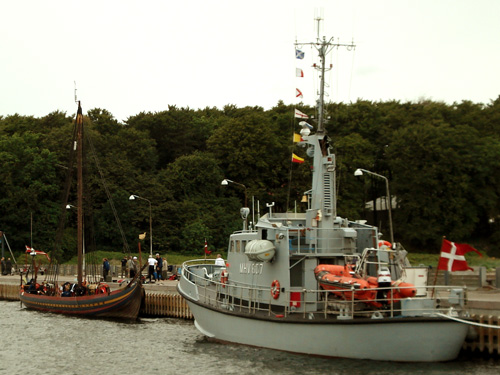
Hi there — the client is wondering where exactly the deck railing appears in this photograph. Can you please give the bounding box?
[181,260,468,320]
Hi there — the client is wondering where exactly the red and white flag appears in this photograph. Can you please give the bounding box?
[296,68,304,77]
[294,109,308,119]
[437,239,481,272]
[204,239,211,255]
[25,245,51,261]
[296,88,303,98]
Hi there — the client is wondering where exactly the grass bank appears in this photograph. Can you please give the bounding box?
[14,251,499,270]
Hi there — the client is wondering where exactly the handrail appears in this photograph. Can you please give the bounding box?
[181,260,468,319]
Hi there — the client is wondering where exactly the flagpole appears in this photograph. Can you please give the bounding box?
[432,237,445,297]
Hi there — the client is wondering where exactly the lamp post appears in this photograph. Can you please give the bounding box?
[354,168,394,245]
[129,194,153,256]
[221,179,248,207]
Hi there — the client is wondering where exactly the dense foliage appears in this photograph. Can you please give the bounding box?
[1,97,499,259]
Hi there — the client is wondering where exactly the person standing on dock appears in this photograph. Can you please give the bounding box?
[147,254,157,283]
[120,256,127,278]
[126,256,133,277]
[5,258,12,275]
[162,256,168,280]
[130,256,138,278]
[1,257,5,275]
[155,253,163,282]
[102,258,110,281]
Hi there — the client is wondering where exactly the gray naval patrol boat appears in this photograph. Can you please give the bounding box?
[178,21,470,362]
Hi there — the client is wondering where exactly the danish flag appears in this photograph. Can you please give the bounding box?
[437,239,481,272]
[25,245,51,261]
[204,239,211,255]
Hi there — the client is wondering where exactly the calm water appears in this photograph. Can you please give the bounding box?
[0,300,499,375]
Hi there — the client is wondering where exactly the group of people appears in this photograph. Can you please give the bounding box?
[147,253,168,283]
[101,253,227,283]
[0,257,13,275]
[104,254,168,282]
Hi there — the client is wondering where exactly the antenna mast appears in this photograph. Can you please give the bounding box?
[295,17,355,134]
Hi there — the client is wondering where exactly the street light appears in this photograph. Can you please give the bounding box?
[129,194,153,256]
[221,179,248,207]
[354,168,394,245]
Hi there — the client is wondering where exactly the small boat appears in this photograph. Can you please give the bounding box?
[178,19,472,362]
[19,102,143,320]
[19,278,143,319]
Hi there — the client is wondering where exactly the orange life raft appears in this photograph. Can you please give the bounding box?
[314,264,417,306]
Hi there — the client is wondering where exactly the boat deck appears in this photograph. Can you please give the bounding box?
[180,262,469,323]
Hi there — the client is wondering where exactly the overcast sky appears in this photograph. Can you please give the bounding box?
[1,0,499,122]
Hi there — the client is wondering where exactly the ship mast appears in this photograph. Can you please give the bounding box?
[76,102,84,286]
[296,17,355,134]
[295,18,355,243]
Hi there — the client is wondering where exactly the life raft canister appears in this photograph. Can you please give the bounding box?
[271,280,280,299]
[378,240,392,248]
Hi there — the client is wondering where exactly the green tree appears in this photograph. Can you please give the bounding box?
[0,133,60,252]
[387,122,500,249]
[156,152,237,253]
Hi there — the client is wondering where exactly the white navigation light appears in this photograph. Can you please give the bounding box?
[299,121,313,129]
[240,207,250,220]
[300,127,311,137]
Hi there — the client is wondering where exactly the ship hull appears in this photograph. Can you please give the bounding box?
[181,295,468,362]
[19,281,143,320]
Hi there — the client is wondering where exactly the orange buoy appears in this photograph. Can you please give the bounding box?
[271,280,280,299]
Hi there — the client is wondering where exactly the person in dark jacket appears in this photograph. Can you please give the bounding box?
[120,257,127,278]
[155,253,163,282]
[5,258,12,275]
[102,258,110,280]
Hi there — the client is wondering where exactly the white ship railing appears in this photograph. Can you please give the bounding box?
[285,226,378,255]
[180,260,468,320]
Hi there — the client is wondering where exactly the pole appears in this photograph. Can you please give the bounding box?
[431,237,446,297]
[384,178,394,245]
[0,231,4,259]
[149,200,153,256]
[76,102,84,286]
[138,241,143,274]
[355,169,394,244]
[130,195,153,256]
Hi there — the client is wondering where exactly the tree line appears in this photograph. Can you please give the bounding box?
[1,97,499,260]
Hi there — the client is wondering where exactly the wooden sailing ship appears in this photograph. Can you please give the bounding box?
[19,102,143,320]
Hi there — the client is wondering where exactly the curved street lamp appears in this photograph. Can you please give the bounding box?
[221,179,248,207]
[354,168,394,245]
[129,194,153,256]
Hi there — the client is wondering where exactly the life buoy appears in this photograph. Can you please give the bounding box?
[378,240,392,248]
[98,284,109,295]
[220,270,228,288]
[271,280,280,299]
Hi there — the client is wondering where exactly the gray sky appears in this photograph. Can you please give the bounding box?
[1,0,499,122]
